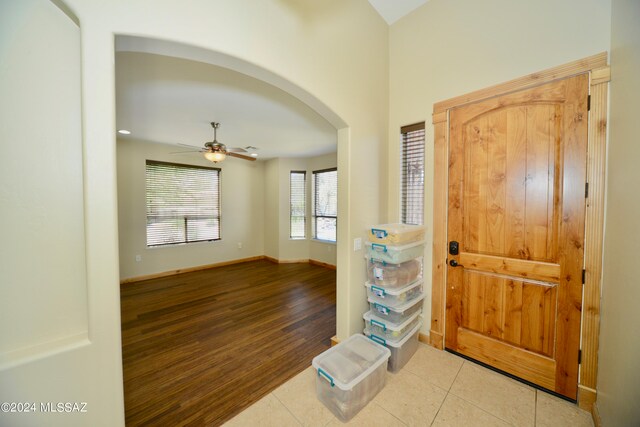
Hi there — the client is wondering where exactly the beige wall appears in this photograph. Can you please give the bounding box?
[0,1,114,426]
[0,0,87,361]
[266,152,338,266]
[388,0,611,333]
[596,0,640,424]
[264,158,280,259]
[117,139,265,280]
[2,0,388,424]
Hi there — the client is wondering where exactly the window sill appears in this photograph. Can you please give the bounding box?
[312,239,336,245]
[147,239,222,249]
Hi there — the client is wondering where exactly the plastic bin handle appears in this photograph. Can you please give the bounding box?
[370,318,387,331]
[317,368,334,387]
[371,285,386,297]
[371,243,388,253]
[374,302,390,315]
[369,334,387,346]
[371,228,388,238]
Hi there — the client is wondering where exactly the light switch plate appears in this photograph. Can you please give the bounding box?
[353,237,362,251]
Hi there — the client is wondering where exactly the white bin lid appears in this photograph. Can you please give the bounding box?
[364,254,423,267]
[370,223,425,235]
[364,239,425,253]
[368,292,425,314]
[365,279,423,296]
[312,334,390,391]
[363,309,421,332]
[365,319,423,348]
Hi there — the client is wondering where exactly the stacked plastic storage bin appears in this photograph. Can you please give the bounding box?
[312,334,390,422]
[363,224,425,372]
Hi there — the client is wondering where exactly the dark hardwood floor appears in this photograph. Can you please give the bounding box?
[120,259,336,426]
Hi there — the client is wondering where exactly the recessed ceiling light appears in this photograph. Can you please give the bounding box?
[250,153,258,157]
[117,129,131,135]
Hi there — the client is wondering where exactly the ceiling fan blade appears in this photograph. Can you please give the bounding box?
[169,150,202,154]
[226,147,248,153]
[227,152,256,161]
[178,142,203,149]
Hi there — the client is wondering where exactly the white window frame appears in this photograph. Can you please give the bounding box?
[312,167,337,243]
[145,160,221,247]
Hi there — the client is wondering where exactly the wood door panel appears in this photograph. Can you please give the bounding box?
[521,282,557,357]
[457,328,556,391]
[452,81,568,122]
[524,105,560,261]
[446,74,588,399]
[483,274,504,339]
[461,272,485,332]
[459,252,560,282]
[460,270,557,357]
[503,279,523,344]
[505,107,527,259]
[462,104,561,262]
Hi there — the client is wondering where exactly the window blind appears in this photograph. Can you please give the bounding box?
[313,168,337,242]
[401,122,425,226]
[145,160,221,247]
[290,171,306,239]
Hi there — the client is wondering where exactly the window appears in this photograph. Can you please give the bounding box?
[401,122,425,225]
[290,171,306,239]
[145,160,221,247]
[312,168,337,242]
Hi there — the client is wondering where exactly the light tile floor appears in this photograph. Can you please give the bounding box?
[224,343,594,426]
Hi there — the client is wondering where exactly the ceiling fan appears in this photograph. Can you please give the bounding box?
[177,122,257,163]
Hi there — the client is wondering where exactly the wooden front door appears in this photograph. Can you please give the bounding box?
[445,74,589,399]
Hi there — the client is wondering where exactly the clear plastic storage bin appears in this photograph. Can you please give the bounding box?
[312,334,391,422]
[365,240,425,264]
[363,310,421,342]
[365,280,423,306]
[368,293,424,324]
[369,223,425,245]
[364,320,422,372]
[366,257,422,289]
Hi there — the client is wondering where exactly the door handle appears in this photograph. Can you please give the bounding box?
[449,259,464,267]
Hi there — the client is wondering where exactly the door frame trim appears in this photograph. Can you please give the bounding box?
[430,52,610,411]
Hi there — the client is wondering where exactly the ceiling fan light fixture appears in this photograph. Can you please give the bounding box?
[204,151,226,163]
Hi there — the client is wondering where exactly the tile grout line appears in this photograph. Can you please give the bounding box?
[378,366,451,426]
[446,361,525,427]
[402,368,451,395]
[430,359,466,426]
[534,390,538,426]
[428,393,447,427]
[403,351,466,393]
[372,402,409,426]
[443,391,520,427]
[271,392,304,426]
[447,357,465,393]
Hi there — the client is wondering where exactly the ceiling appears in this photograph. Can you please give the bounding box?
[115,52,337,160]
[114,2,427,159]
[367,0,428,25]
